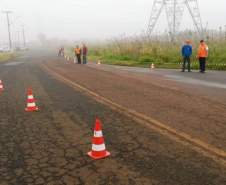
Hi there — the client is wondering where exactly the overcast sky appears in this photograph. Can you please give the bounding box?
[0,0,226,43]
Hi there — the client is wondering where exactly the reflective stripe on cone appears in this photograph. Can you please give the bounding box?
[0,80,4,91]
[94,130,103,137]
[92,143,106,151]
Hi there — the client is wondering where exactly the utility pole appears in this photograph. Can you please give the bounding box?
[224,25,226,42]
[17,31,20,48]
[173,0,176,42]
[21,25,26,48]
[219,26,222,41]
[2,11,13,50]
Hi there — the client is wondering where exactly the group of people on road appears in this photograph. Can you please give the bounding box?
[74,44,88,64]
[57,43,88,64]
[181,40,209,73]
[58,40,208,72]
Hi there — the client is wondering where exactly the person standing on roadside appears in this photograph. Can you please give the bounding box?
[74,45,82,64]
[82,43,88,64]
[58,47,65,57]
[61,47,64,57]
[58,47,62,57]
[197,40,209,73]
[181,40,192,72]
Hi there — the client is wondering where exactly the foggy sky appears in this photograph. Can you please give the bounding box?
[0,0,226,43]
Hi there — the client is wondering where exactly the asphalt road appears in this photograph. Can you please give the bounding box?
[90,64,226,87]
[87,63,226,105]
[0,51,226,185]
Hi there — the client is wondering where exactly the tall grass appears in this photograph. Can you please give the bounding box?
[0,52,16,62]
[88,33,226,70]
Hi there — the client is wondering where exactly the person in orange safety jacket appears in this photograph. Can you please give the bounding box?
[74,45,82,64]
[197,40,209,73]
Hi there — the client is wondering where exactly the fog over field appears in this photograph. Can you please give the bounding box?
[0,0,226,42]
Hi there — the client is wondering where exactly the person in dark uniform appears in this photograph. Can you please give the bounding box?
[181,40,192,72]
[82,43,88,64]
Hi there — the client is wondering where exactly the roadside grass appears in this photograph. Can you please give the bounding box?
[0,52,17,63]
[66,39,226,70]
[88,55,226,70]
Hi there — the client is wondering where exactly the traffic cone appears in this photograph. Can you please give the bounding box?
[88,118,110,159]
[25,88,39,112]
[151,63,155,69]
[0,80,4,91]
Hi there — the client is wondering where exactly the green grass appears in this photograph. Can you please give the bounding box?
[66,38,226,70]
[0,52,16,62]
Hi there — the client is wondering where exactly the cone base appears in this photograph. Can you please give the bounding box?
[25,107,39,112]
[87,151,110,160]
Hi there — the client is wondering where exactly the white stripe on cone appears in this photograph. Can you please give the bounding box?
[28,95,34,99]
[94,131,103,137]
[92,144,106,152]
[27,102,36,107]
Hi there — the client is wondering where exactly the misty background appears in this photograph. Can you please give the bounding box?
[0,0,226,44]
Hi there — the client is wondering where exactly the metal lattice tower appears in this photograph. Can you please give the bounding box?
[147,0,203,41]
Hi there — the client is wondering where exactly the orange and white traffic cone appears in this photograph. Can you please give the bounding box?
[151,63,155,69]
[25,88,39,112]
[88,118,110,160]
[0,80,4,91]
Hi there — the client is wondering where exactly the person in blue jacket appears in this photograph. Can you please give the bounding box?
[181,40,192,72]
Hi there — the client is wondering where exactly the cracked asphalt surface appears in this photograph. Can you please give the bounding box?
[0,51,226,185]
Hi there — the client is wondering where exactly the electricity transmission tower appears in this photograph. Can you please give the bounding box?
[147,0,203,41]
